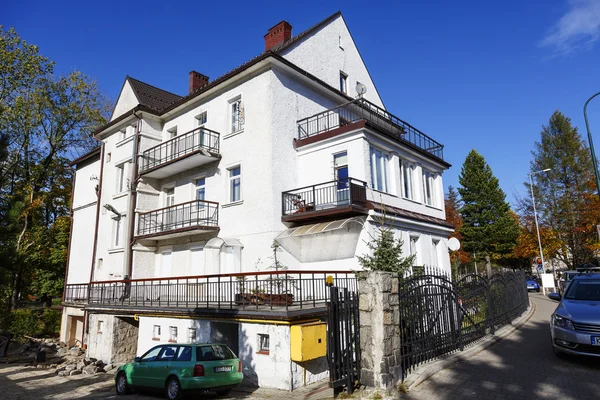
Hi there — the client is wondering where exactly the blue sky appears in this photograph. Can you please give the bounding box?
[5,0,600,205]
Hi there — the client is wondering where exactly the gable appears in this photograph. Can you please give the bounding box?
[110,80,139,122]
[278,13,384,109]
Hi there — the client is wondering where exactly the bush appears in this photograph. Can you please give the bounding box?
[7,308,62,338]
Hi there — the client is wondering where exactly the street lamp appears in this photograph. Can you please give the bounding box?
[584,92,600,202]
[529,168,551,274]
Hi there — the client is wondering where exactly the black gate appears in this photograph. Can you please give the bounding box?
[326,286,361,395]
[399,270,528,378]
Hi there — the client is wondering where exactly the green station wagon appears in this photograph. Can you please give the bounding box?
[115,343,243,400]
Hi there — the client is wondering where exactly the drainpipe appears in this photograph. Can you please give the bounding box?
[123,113,142,283]
[89,144,105,284]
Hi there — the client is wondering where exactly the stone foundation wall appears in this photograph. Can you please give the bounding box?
[111,317,139,364]
[359,271,402,389]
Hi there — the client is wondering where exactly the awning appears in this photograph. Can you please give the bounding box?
[205,237,244,249]
[276,217,366,263]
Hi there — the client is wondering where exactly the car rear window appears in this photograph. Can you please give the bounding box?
[564,280,600,301]
[196,345,235,361]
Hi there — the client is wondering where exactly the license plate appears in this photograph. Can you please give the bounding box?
[214,366,233,373]
[592,337,600,346]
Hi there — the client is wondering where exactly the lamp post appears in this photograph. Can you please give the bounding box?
[584,92,600,202]
[529,168,551,275]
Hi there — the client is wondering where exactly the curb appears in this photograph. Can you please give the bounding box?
[404,300,536,391]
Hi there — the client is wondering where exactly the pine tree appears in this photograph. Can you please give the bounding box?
[458,150,520,276]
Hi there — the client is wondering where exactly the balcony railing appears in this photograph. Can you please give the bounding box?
[137,200,219,237]
[63,283,90,304]
[297,98,444,160]
[140,127,220,174]
[64,271,357,312]
[282,178,367,216]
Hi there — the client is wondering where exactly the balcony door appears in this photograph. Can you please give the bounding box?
[168,127,178,161]
[334,152,349,206]
[164,188,175,230]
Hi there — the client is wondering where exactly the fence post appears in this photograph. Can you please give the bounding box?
[487,280,495,335]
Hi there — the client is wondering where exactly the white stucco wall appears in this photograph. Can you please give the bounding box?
[110,80,138,122]
[280,14,384,108]
[87,314,116,363]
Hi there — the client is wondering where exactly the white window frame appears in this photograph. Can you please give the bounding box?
[195,111,208,127]
[97,320,104,334]
[409,235,419,267]
[228,95,244,134]
[169,326,178,342]
[188,328,197,343]
[194,177,206,201]
[370,147,389,192]
[423,169,435,207]
[257,333,270,354]
[228,165,242,203]
[112,215,123,248]
[115,163,126,193]
[153,325,161,340]
[400,160,415,200]
[340,71,348,94]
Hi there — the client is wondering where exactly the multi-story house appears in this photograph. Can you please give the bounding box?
[61,11,453,390]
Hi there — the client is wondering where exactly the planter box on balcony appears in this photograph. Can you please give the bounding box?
[235,293,294,306]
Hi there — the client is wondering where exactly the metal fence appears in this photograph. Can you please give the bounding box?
[398,270,528,378]
[139,127,220,173]
[297,98,444,160]
[282,178,367,216]
[137,200,219,237]
[64,271,357,312]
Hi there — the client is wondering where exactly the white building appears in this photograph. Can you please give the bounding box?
[61,11,453,390]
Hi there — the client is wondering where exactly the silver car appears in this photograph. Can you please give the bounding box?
[549,273,600,358]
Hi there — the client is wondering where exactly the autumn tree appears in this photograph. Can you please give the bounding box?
[458,150,520,276]
[520,111,600,269]
[0,26,110,310]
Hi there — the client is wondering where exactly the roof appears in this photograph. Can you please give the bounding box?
[126,76,182,112]
[367,202,455,229]
[270,11,342,53]
[69,146,101,167]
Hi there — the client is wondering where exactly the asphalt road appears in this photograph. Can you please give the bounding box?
[406,293,600,400]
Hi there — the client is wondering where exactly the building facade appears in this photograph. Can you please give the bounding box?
[61,12,453,390]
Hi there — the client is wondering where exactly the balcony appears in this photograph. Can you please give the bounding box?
[63,284,89,305]
[136,200,219,240]
[139,127,220,179]
[281,178,368,223]
[63,271,357,320]
[296,98,445,161]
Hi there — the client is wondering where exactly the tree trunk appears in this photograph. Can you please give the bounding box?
[485,254,492,278]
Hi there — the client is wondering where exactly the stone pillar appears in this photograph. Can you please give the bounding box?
[359,271,402,389]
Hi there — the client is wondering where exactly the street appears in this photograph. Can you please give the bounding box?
[406,293,600,400]
[1,294,599,400]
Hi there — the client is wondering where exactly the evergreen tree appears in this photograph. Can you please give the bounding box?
[458,150,520,276]
[523,110,599,269]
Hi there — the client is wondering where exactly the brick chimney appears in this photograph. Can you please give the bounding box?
[264,21,292,51]
[189,71,209,94]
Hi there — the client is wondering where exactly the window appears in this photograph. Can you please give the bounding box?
[167,126,178,158]
[169,326,178,342]
[257,334,270,355]
[165,187,175,227]
[177,346,193,361]
[97,320,104,334]
[118,129,126,142]
[401,161,415,200]
[334,152,349,204]
[97,258,103,269]
[188,328,197,343]
[153,325,161,340]
[432,240,440,267]
[410,236,419,259]
[195,111,207,126]
[158,345,178,361]
[196,345,235,361]
[340,72,348,94]
[339,35,343,49]
[106,152,111,163]
[422,170,436,206]
[116,164,125,193]
[228,166,241,203]
[141,346,161,361]
[113,217,122,248]
[370,147,389,192]
[195,178,205,201]
[229,97,244,133]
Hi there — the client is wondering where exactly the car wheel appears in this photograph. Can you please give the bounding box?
[216,388,232,396]
[115,372,131,395]
[165,377,183,400]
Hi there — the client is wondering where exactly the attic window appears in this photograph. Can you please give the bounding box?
[340,72,348,94]
[339,35,343,50]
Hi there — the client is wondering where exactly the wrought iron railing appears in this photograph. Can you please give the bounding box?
[398,269,528,379]
[137,200,219,237]
[282,178,367,216]
[140,127,220,173]
[63,271,357,311]
[297,98,444,160]
[63,284,90,304]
